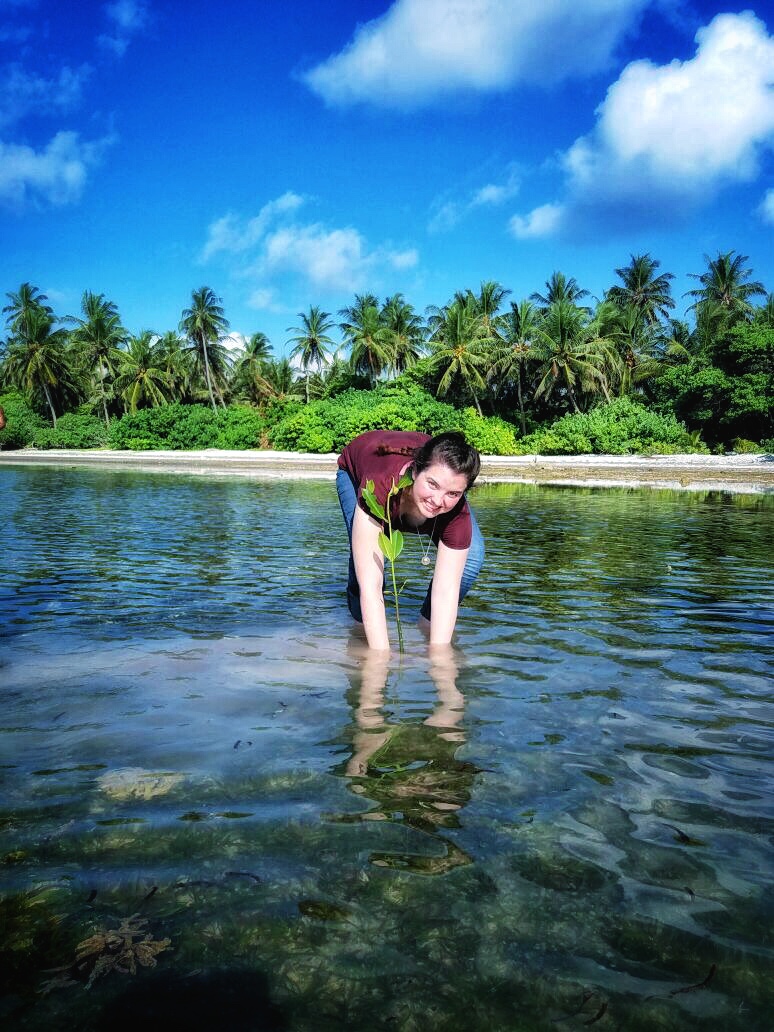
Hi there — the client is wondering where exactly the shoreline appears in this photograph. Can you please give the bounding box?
[1,448,772,493]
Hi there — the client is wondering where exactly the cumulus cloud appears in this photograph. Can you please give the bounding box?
[509,11,774,237]
[303,0,648,108]
[202,193,419,298]
[248,287,282,312]
[0,63,91,129]
[429,166,520,232]
[200,192,304,261]
[98,0,150,56]
[760,189,774,226]
[0,130,112,208]
[260,225,416,291]
[509,203,564,239]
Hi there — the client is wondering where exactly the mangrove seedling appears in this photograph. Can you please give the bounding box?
[362,474,413,652]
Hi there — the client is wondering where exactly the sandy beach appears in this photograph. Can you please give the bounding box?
[1,448,772,493]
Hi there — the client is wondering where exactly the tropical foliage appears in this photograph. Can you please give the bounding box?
[1,250,771,454]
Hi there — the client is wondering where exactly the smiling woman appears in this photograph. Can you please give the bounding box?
[336,430,484,650]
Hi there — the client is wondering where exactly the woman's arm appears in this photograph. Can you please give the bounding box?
[351,505,390,650]
[429,542,469,645]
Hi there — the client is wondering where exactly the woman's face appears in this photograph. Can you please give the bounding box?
[410,462,468,519]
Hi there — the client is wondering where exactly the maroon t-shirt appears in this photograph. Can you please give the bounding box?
[337,430,472,549]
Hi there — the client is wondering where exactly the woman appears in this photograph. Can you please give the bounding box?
[337,430,484,649]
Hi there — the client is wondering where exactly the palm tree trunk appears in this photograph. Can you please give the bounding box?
[516,365,526,435]
[470,387,483,418]
[567,384,581,414]
[42,381,57,427]
[305,372,310,405]
[201,336,217,412]
[101,382,110,428]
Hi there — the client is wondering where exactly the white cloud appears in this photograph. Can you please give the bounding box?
[259,225,419,290]
[99,0,150,56]
[0,63,91,129]
[473,180,519,206]
[509,203,564,239]
[262,224,369,291]
[0,130,112,209]
[200,192,304,261]
[223,331,248,354]
[429,166,520,232]
[512,11,774,236]
[389,248,419,270]
[303,0,648,108]
[202,193,420,297]
[591,12,774,182]
[760,189,774,226]
[248,287,284,312]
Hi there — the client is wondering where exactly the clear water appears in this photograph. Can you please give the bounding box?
[1,466,772,1031]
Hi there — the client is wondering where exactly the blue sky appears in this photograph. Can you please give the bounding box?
[2,0,772,357]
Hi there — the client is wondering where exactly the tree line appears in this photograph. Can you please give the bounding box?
[1,251,772,449]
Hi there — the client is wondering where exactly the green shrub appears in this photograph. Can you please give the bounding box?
[267,409,335,452]
[32,411,108,450]
[213,405,266,449]
[108,403,267,451]
[731,438,763,454]
[457,408,518,454]
[0,391,46,450]
[513,398,706,455]
[266,384,519,454]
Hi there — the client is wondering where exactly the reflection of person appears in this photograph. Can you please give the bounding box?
[341,642,477,872]
[336,430,484,649]
[346,644,466,777]
[0,406,6,432]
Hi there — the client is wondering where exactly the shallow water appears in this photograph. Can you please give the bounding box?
[1,467,772,1031]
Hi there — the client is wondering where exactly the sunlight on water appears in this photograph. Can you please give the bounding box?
[1,466,772,1031]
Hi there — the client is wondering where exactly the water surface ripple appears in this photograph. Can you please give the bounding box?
[1,467,772,1031]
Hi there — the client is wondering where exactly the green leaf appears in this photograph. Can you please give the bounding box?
[390,529,404,559]
[378,531,393,560]
[395,473,413,491]
[362,479,385,520]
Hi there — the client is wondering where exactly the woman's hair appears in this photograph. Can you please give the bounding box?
[376,432,480,489]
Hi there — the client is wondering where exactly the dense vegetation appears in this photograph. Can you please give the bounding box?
[1,252,771,454]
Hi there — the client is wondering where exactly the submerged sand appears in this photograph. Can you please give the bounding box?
[1,448,772,493]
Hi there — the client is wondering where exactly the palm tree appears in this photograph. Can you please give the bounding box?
[155,330,191,401]
[340,301,392,383]
[655,318,697,365]
[3,282,53,339]
[339,294,380,337]
[494,299,540,433]
[2,306,74,425]
[472,280,510,338]
[68,291,127,427]
[530,301,613,413]
[428,295,490,416]
[530,271,589,313]
[607,253,675,326]
[261,358,305,402]
[180,286,230,411]
[381,294,425,375]
[596,300,660,396]
[755,293,774,328]
[232,332,274,404]
[113,331,169,413]
[287,306,335,404]
[686,251,766,319]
